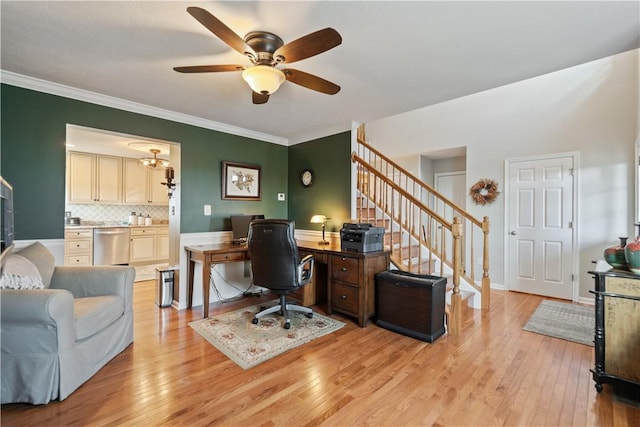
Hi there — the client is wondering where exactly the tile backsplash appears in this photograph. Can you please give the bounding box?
[66,204,169,224]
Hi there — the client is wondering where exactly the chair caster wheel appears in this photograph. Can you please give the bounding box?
[305,313,313,319]
[252,318,258,325]
[284,322,291,329]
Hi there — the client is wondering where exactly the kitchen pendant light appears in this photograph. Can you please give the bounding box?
[140,149,170,169]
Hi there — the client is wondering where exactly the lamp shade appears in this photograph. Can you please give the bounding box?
[242,65,286,95]
[310,215,327,224]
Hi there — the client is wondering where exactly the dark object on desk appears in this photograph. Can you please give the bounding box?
[230,214,264,244]
[340,223,385,253]
[247,219,315,329]
[375,270,446,342]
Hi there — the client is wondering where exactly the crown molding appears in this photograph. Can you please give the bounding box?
[0,70,288,146]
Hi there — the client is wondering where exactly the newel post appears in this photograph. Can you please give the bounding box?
[481,216,490,311]
[449,216,463,334]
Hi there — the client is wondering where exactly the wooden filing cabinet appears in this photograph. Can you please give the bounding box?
[328,250,390,327]
[64,228,93,265]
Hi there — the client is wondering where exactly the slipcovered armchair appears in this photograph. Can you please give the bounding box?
[1,242,134,404]
[247,219,314,329]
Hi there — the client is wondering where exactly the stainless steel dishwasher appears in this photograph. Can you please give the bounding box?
[93,227,130,265]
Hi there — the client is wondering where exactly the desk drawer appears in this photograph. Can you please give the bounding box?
[210,251,246,262]
[331,255,360,284]
[331,281,359,314]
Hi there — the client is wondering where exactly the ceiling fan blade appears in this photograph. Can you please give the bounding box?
[186,7,255,57]
[253,91,270,104]
[173,65,244,73]
[275,28,342,64]
[283,69,340,95]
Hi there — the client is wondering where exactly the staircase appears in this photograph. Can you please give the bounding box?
[352,126,490,333]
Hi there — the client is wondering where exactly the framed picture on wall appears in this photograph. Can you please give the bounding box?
[222,161,262,200]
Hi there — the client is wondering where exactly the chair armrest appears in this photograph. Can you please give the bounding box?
[298,254,315,285]
[50,266,135,312]
[0,289,75,352]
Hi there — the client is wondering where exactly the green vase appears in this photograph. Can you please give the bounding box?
[624,237,640,275]
[604,237,628,269]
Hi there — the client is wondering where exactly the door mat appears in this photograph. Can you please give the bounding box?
[523,300,594,346]
[189,302,345,369]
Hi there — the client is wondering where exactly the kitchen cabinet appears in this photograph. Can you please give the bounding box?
[64,228,93,265]
[67,152,122,204]
[130,227,157,263]
[157,227,169,260]
[130,226,169,263]
[123,159,168,205]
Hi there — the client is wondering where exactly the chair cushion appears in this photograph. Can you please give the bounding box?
[0,254,45,289]
[14,242,55,288]
[73,295,124,341]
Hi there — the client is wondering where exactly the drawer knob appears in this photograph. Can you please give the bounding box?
[341,295,347,300]
[341,267,347,272]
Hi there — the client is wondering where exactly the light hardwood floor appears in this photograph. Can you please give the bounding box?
[2,281,639,426]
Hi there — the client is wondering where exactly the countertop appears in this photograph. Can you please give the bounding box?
[65,222,169,229]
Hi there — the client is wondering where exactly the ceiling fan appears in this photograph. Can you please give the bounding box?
[174,7,342,104]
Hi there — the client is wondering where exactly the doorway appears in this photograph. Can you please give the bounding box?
[505,153,577,300]
[65,125,181,279]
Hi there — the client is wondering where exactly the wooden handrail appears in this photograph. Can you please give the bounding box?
[353,132,491,333]
[356,137,482,228]
[351,153,452,228]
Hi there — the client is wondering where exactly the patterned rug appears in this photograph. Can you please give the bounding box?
[523,300,594,346]
[189,302,345,369]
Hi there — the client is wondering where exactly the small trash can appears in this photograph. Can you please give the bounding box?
[155,267,174,308]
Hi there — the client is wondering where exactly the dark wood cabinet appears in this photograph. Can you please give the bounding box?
[590,270,640,398]
[328,251,390,327]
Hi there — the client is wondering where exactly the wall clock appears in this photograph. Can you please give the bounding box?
[300,169,313,187]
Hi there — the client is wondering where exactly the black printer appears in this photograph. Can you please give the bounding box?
[340,223,385,253]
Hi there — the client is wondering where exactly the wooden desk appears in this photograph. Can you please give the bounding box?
[185,241,390,326]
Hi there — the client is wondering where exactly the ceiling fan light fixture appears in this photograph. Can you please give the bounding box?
[140,149,170,169]
[242,65,285,95]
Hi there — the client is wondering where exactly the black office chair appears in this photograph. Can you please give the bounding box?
[247,219,314,329]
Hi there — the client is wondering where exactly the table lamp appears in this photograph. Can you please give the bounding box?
[310,214,330,245]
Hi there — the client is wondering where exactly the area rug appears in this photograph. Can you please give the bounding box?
[134,263,168,282]
[189,302,345,369]
[523,300,594,346]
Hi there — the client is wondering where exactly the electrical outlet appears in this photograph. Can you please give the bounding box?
[204,204,212,216]
[277,193,285,201]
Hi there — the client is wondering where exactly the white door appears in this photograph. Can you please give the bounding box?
[434,171,466,218]
[507,155,575,300]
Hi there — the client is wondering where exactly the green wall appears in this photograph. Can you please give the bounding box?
[1,84,287,239]
[0,84,352,241]
[288,132,352,234]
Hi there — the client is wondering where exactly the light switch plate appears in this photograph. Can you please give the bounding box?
[277,193,285,201]
[204,204,212,216]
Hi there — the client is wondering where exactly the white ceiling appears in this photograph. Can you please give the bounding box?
[2,1,639,148]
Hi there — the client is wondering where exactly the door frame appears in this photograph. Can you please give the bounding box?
[503,151,580,301]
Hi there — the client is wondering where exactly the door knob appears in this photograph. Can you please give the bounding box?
[510,230,517,235]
